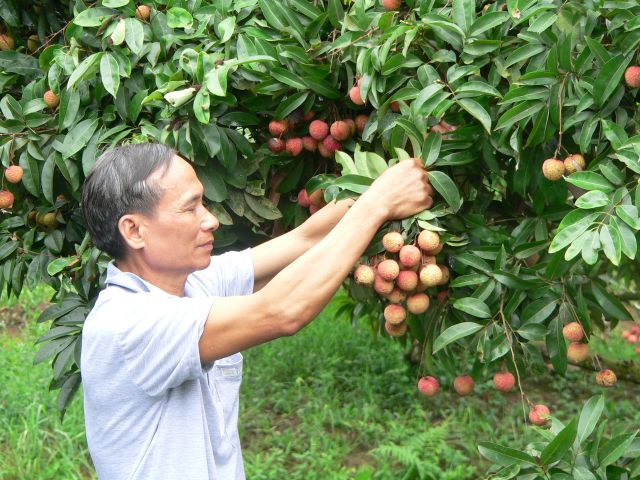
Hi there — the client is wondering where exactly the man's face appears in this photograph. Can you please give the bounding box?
[138,155,219,276]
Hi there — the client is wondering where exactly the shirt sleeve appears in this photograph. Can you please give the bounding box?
[115,294,216,397]
[192,248,254,297]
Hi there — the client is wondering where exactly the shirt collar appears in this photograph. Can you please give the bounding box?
[105,261,175,297]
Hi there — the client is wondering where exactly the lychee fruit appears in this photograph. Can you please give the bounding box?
[636,346,640,355]
[302,136,317,152]
[135,4,151,20]
[419,264,443,287]
[309,120,329,140]
[344,118,356,136]
[42,212,58,228]
[297,189,311,208]
[437,266,450,285]
[44,90,60,109]
[377,259,400,281]
[317,142,333,158]
[267,138,286,153]
[595,369,617,387]
[309,204,320,215]
[0,34,15,51]
[386,287,407,304]
[0,190,14,209]
[382,232,404,253]
[566,342,589,363]
[529,404,550,426]
[493,372,515,392]
[562,322,584,342]
[396,270,418,291]
[27,34,39,53]
[453,375,474,396]
[309,189,326,208]
[384,304,406,325]
[417,230,440,252]
[399,245,421,268]
[322,135,342,153]
[374,275,394,295]
[422,256,437,265]
[418,376,439,396]
[542,158,565,181]
[564,154,585,174]
[390,101,400,112]
[330,120,351,141]
[385,320,407,337]
[354,265,375,286]
[268,119,288,137]
[629,334,639,344]
[382,0,402,10]
[407,293,430,314]
[285,138,303,156]
[436,290,449,303]
[625,66,640,88]
[355,114,368,132]
[4,165,23,184]
[349,85,365,105]
[302,110,316,122]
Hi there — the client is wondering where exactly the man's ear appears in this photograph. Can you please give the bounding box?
[118,214,145,252]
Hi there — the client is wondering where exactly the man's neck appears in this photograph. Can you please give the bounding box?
[115,257,188,297]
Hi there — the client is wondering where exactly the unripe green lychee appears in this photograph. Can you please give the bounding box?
[399,245,421,268]
[297,189,310,208]
[0,190,15,209]
[42,212,58,228]
[419,264,443,287]
[285,137,303,156]
[625,65,640,88]
[267,138,286,153]
[396,270,418,291]
[382,232,404,253]
[564,154,585,174]
[453,375,474,396]
[44,90,60,109]
[322,135,342,153]
[386,287,407,304]
[354,265,375,286]
[382,0,402,10]
[407,293,430,314]
[268,119,288,137]
[355,114,368,132]
[385,320,407,337]
[567,342,589,363]
[0,34,15,51]
[384,304,406,325]
[417,376,439,396]
[309,120,329,140]
[302,136,317,152]
[562,322,584,342]
[417,230,440,252]
[377,259,400,281]
[374,275,394,295]
[529,404,550,426]
[595,369,617,387]
[349,85,364,105]
[493,372,515,392]
[27,34,39,53]
[330,120,351,141]
[4,165,23,184]
[542,158,565,181]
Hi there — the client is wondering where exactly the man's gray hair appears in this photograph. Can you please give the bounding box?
[81,143,176,259]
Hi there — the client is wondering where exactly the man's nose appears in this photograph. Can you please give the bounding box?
[202,208,220,231]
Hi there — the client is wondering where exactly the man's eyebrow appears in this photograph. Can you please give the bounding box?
[181,192,203,206]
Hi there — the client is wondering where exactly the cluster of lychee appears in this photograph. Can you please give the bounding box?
[296,188,327,215]
[564,321,617,387]
[621,324,640,355]
[542,153,585,181]
[0,165,24,210]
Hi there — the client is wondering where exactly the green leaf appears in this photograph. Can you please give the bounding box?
[450,273,487,288]
[540,418,578,466]
[422,133,441,167]
[615,205,640,229]
[591,282,630,321]
[598,432,638,467]
[477,442,538,467]
[47,257,77,276]
[274,92,309,119]
[216,16,236,43]
[495,101,544,130]
[55,118,99,160]
[615,219,637,260]
[124,18,144,55]
[166,7,193,28]
[73,7,116,27]
[601,119,628,151]
[575,190,609,209]
[432,321,484,353]
[335,151,357,175]
[468,12,510,37]
[452,0,475,34]
[58,88,80,131]
[271,67,307,90]
[593,54,632,107]
[458,98,491,133]
[100,53,120,98]
[565,172,614,192]
[600,224,621,265]
[428,171,462,212]
[549,213,599,253]
[67,52,103,90]
[333,175,373,194]
[546,315,567,375]
[504,44,546,68]
[326,0,344,28]
[455,81,502,98]
[576,395,605,446]
[207,66,229,96]
[193,88,210,124]
[244,193,282,220]
[452,298,491,318]
[528,12,557,33]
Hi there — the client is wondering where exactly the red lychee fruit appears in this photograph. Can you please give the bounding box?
[407,293,430,314]
[0,34,15,51]
[349,85,365,105]
[636,346,640,355]
[436,290,449,303]
[438,266,450,285]
[344,118,356,136]
[285,137,303,156]
[0,190,15,209]
[267,138,286,153]
[567,342,589,363]
[419,264,443,287]
[453,375,474,396]
[529,404,550,426]
[384,304,406,325]
[297,189,310,208]
[542,158,565,181]
[493,372,515,392]
[562,322,584,342]
[595,369,617,387]
[355,114,368,132]
[390,101,400,112]
[309,120,329,140]
[385,320,407,337]
[418,376,439,396]
[382,0,402,10]
[382,232,404,253]
[302,136,317,152]
[377,259,400,281]
[440,120,458,132]
[417,230,440,252]
[386,287,407,304]
[135,4,151,20]
[564,154,585,174]
[44,90,60,109]
[317,142,333,158]
[374,275,394,295]
[268,119,289,137]
[309,189,326,208]
[625,66,640,88]
[309,204,320,215]
[629,334,639,344]
[322,135,342,153]
[330,120,351,141]
[4,165,23,184]
[422,256,437,265]
[302,110,316,122]
[354,265,375,286]
[622,329,630,339]
[399,245,421,268]
[396,270,418,291]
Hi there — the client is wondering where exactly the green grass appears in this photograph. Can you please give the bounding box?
[1,287,639,479]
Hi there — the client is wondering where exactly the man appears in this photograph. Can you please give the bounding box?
[80,143,431,479]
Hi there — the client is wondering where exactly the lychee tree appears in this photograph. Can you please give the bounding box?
[1,0,639,440]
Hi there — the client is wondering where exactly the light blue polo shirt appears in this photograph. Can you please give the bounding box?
[81,249,254,480]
